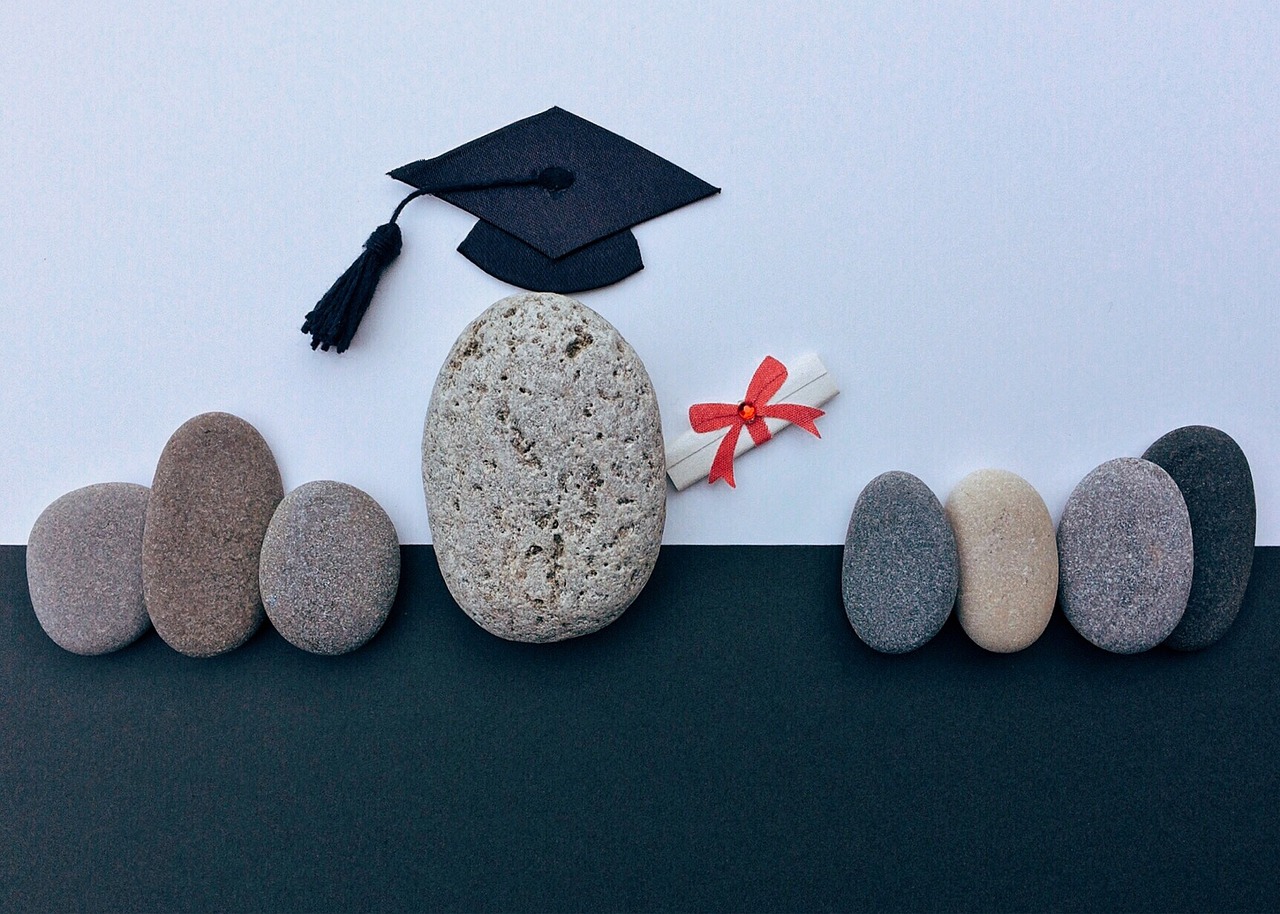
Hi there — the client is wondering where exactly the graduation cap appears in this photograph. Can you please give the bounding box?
[302,107,719,352]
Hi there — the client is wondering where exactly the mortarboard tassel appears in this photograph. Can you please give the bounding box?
[302,167,580,353]
[301,190,425,353]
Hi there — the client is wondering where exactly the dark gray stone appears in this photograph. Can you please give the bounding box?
[423,292,666,643]
[143,412,283,658]
[1057,457,1192,654]
[1144,425,1256,650]
[842,471,958,654]
[260,481,401,655]
[26,482,151,655]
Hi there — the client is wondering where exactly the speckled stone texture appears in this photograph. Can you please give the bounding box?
[423,292,666,643]
[1057,457,1192,654]
[260,481,401,655]
[842,471,958,654]
[26,482,151,655]
[945,469,1058,653]
[143,412,283,658]
[1143,426,1256,651]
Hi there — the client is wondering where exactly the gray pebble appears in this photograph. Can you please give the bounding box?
[143,412,283,658]
[26,482,151,655]
[1057,457,1192,653]
[260,481,400,655]
[1143,426,1256,650]
[945,469,1058,653]
[423,292,666,643]
[842,471,958,654]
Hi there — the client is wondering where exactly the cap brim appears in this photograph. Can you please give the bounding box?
[457,221,643,293]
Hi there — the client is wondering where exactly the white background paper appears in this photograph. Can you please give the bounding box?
[2,1,1277,544]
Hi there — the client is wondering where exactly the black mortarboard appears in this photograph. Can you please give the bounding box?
[302,107,719,352]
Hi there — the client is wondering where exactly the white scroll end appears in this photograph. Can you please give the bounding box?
[665,354,840,491]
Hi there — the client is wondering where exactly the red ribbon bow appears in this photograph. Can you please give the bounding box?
[688,356,825,487]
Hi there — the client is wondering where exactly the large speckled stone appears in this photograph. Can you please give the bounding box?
[1143,426,1256,651]
[1057,457,1192,654]
[842,471,958,654]
[26,483,151,655]
[260,481,401,655]
[945,469,1058,653]
[143,412,283,658]
[423,292,665,643]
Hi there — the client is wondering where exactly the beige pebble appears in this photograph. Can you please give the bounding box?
[945,469,1058,653]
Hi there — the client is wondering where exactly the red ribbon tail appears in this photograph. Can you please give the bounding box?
[707,423,742,487]
[761,404,825,437]
[745,419,772,446]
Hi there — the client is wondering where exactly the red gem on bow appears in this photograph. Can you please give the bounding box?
[688,356,825,487]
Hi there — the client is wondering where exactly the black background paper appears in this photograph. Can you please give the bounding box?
[2,546,1277,912]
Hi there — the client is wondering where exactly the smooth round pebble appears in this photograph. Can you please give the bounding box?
[260,481,401,655]
[842,471,958,654]
[1057,457,1192,654]
[423,292,666,643]
[1143,425,1256,650]
[143,412,283,658]
[26,482,151,655]
[945,469,1058,653]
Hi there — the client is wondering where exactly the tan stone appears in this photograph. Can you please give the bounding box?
[945,469,1058,653]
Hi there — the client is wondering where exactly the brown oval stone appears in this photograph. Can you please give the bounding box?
[142,412,283,657]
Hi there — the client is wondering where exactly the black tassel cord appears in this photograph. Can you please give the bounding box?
[302,167,576,353]
[302,190,425,353]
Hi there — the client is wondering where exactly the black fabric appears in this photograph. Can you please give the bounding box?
[389,106,718,271]
[2,545,1277,913]
[301,221,403,352]
[458,221,643,293]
